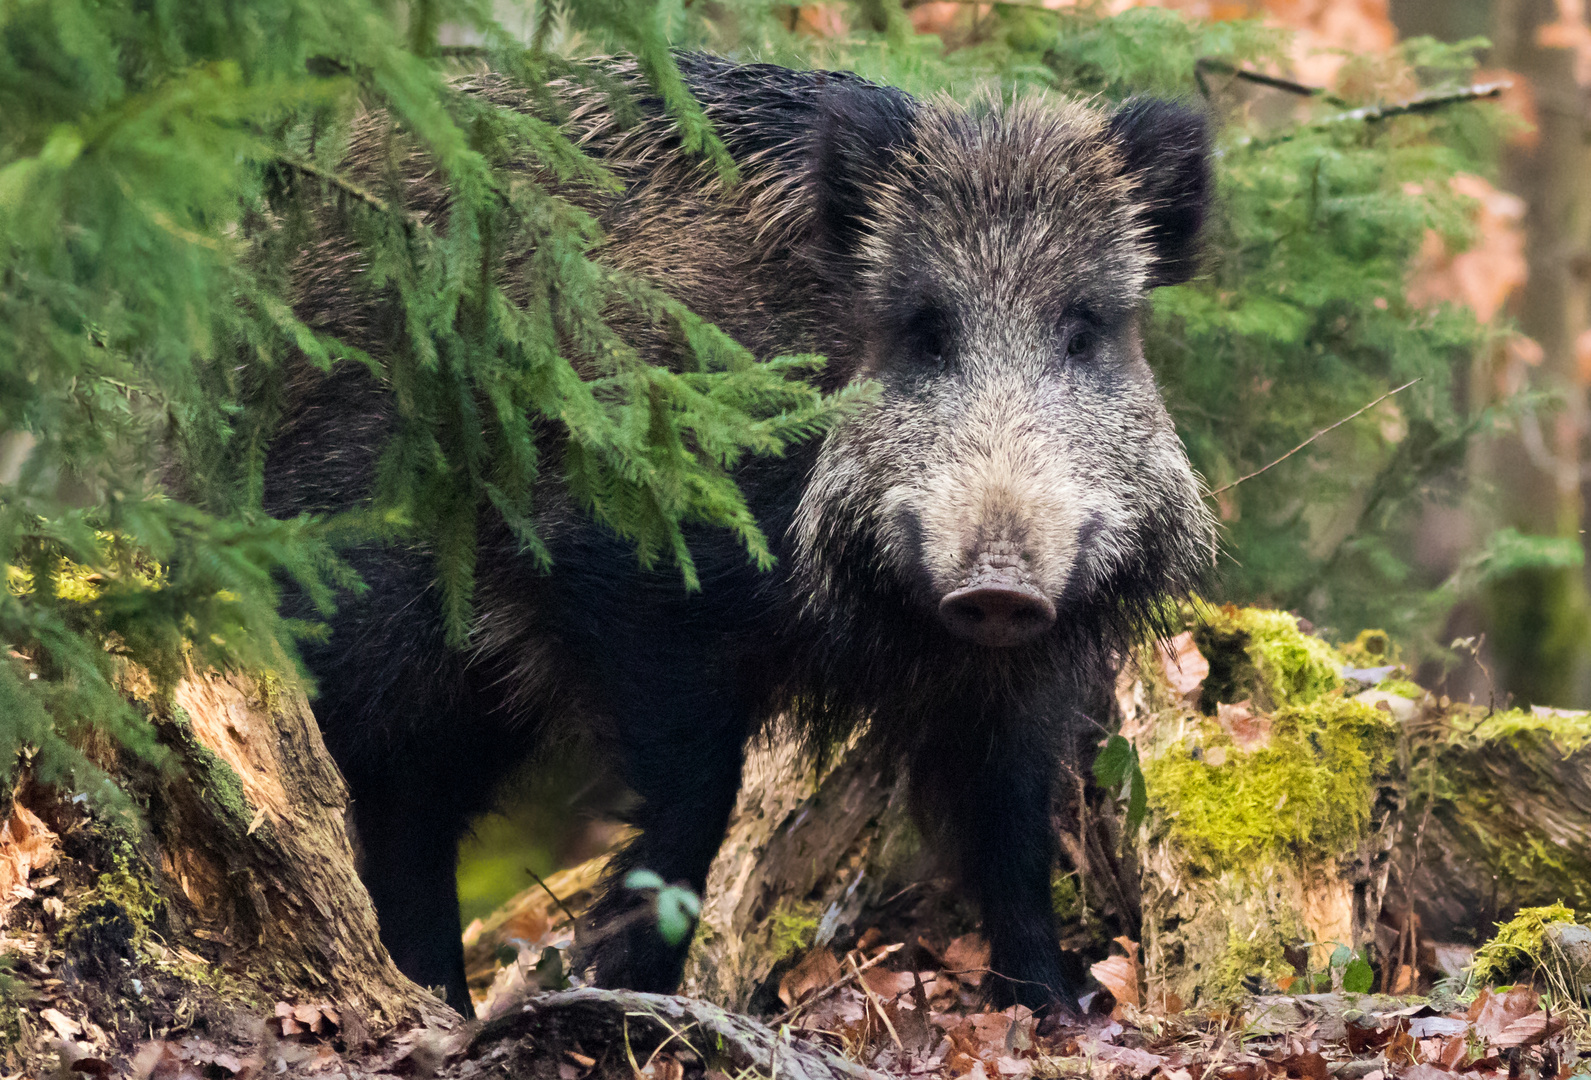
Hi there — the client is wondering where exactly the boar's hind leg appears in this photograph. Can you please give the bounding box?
[579,687,750,995]
[910,719,1086,1014]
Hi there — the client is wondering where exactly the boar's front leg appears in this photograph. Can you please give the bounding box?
[909,712,1086,1015]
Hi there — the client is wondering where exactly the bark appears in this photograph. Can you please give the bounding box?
[1382,707,1591,959]
[139,664,455,1034]
[2,662,453,1077]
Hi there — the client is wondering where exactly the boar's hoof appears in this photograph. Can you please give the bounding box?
[939,579,1056,647]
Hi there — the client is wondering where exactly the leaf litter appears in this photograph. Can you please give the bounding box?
[759,930,1586,1080]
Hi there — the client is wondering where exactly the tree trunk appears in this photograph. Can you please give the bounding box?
[2,662,453,1077]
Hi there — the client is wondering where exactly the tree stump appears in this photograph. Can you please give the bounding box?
[1,662,451,1076]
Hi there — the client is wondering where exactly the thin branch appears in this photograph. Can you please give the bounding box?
[1195,57,1331,100]
[1234,83,1511,149]
[526,865,582,928]
[1206,379,1421,498]
[1321,81,1512,124]
[768,942,904,1027]
[851,954,905,1051]
[275,156,391,215]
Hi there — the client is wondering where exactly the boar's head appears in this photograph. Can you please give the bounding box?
[794,90,1217,652]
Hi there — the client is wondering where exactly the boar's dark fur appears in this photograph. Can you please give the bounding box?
[263,54,1217,1015]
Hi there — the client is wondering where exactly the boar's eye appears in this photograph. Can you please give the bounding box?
[901,305,951,372]
[1064,327,1099,361]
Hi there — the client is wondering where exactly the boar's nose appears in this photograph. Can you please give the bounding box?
[939,566,1057,648]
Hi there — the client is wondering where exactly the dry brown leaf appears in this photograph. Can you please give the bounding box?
[40,1007,83,1040]
[778,947,843,1008]
[1398,1065,1450,1080]
[1216,699,1271,750]
[861,966,916,1000]
[1469,986,1538,1043]
[642,1054,684,1080]
[1157,632,1208,702]
[0,797,58,925]
[1491,1010,1564,1048]
[1090,956,1140,1014]
[945,933,991,987]
[1268,1050,1329,1080]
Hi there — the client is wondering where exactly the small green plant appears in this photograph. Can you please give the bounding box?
[624,869,703,947]
[1093,733,1148,833]
[1330,943,1376,994]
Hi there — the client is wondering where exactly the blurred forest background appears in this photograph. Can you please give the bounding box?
[1,0,1588,927]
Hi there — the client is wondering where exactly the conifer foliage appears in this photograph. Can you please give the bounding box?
[0,0,853,803]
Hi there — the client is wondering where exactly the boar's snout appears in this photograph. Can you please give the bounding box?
[937,547,1057,647]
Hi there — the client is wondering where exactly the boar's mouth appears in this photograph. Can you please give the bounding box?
[938,560,1057,648]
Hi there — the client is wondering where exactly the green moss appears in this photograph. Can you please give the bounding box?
[1213,924,1294,1000]
[1374,678,1424,699]
[1143,697,1398,874]
[1051,872,1082,921]
[1470,903,1580,986]
[1238,609,1344,706]
[1461,708,1591,755]
[1342,628,1400,667]
[1416,717,1591,914]
[1194,605,1344,712]
[767,903,822,961]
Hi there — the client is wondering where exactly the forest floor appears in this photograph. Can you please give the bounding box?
[18,932,1579,1080]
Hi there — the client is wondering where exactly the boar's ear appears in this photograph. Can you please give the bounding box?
[1107,99,1213,288]
[805,81,918,275]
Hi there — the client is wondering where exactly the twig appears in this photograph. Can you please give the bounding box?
[768,942,905,1027]
[1320,81,1511,125]
[1207,379,1420,498]
[1195,57,1330,101]
[274,156,392,216]
[1233,83,1511,149]
[527,865,583,928]
[851,954,905,1052]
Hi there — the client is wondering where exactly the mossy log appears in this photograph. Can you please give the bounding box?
[2,663,451,1075]
[1124,609,1408,1006]
[1383,707,1591,951]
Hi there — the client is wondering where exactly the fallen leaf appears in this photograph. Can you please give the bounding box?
[40,1007,83,1041]
[1157,632,1209,701]
[1399,1066,1451,1080]
[1491,1010,1564,1048]
[1469,986,1538,1043]
[1090,938,1142,1015]
[1268,1050,1329,1080]
[0,798,59,924]
[861,966,916,1000]
[778,947,842,1008]
[642,1054,684,1080]
[945,934,990,987]
[1215,700,1271,750]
